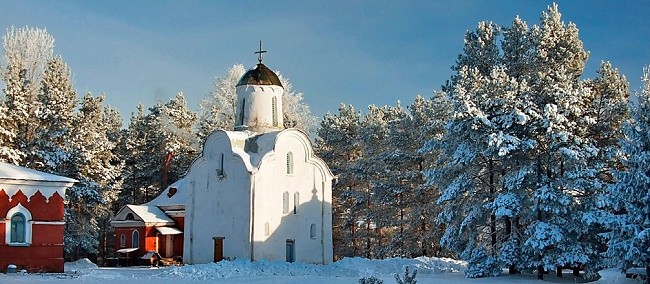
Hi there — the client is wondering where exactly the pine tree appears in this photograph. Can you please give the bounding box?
[604,67,650,282]
[0,61,25,164]
[64,93,121,259]
[30,56,77,172]
[278,74,317,134]
[196,64,245,141]
[1,26,55,162]
[315,103,362,258]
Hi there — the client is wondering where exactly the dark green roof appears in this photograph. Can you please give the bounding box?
[236,63,283,87]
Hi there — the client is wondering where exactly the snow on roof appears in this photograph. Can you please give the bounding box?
[155,227,183,235]
[146,179,186,207]
[126,205,175,224]
[0,161,77,201]
[0,161,77,183]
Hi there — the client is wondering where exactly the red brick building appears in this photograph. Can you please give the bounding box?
[0,162,76,273]
[111,180,185,264]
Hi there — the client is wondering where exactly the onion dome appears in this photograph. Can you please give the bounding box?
[236,63,283,87]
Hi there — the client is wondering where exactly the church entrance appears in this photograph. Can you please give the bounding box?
[213,237,224,262]
[286,240,295,263]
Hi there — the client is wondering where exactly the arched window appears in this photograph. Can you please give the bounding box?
[286,152,293,175]
[132,230,140,248]
[125,213,134,220]
[5,203,32,245]
[282,191,290,214]
[310,224,317,239]
[10,213,25,243]
[216,153,225,176]
[120,234,126,248]
[272,97,278,126]
[239,99,246,125]
[293,192,300,214]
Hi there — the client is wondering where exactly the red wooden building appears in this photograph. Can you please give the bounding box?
[111,180,185,265]
[0,162,76,273]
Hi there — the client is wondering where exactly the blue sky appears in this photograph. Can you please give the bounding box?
[1,1,648,122]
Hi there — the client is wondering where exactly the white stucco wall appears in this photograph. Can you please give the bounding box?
[184,131,252,264]
[235,85,283,133]
[183,129,333,265]
[251,130,333,264]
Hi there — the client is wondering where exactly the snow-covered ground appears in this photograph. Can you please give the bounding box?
[0,257,638,284]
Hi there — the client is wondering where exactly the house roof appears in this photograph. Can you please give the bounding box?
[123,205,175,224]
[0,162,77,201]
[0,162,77,183]
[146,179,186,208]
[156,227,183,235]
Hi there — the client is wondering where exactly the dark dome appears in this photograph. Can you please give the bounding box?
[236,63,283,87]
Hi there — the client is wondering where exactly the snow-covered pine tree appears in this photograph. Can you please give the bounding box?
[519,4,595,280]
[315,103,362,258]
[118,105,150,206]
[0,102,21,164]
[0,60,26,164]
[1,26,54,162]
[278,74,317,134]
[196,64,245,141]
[574,61,630,278]
[137,93,198,201]
[64,93,122,259]
[604,66,650,282]
[157,92,198,191]
[410,93,453,257]
[362,103,409,258]
[433,64,529,277]
[30,56,77,172]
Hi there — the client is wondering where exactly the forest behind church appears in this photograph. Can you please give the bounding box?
[0,4,649,280]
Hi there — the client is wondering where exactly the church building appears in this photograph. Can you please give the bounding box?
[183,48,334,264]
[110,46,334,265]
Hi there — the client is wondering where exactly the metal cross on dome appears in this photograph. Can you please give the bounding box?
[255,40,267,64]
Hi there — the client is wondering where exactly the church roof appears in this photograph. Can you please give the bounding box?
[236,63,282,87]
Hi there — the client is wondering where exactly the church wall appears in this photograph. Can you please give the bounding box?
[184,132,253,264]
[251,131,333,264]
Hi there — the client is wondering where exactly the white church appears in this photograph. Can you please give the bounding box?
[180,49,334,264]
